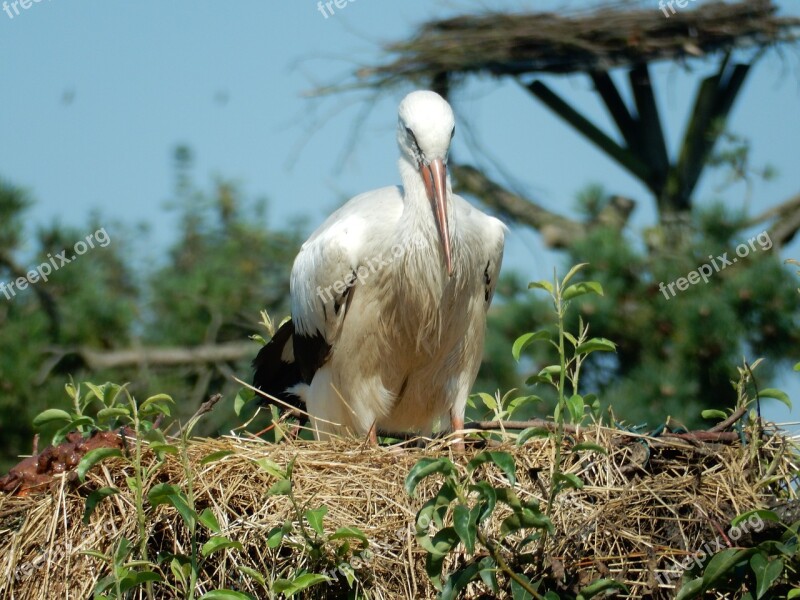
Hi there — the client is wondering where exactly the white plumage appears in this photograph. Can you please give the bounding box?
[254,90,505,443]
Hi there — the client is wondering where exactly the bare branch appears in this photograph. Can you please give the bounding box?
[746,193,800,250]
[64,341,256,371]
[451,164,634,248]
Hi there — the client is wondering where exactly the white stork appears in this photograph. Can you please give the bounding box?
[253,90,505,444]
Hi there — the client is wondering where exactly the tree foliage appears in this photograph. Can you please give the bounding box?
[0,148,303,469]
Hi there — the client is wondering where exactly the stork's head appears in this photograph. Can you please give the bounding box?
[397,90,455,276]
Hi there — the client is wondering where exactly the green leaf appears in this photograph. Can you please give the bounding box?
[201,536,244,558]
[140,393,174,411]
[571,442,607,454]
[561,263,589,286]
[147,484,196,527]
[794,363,800,372]
[429,527,460,558]
[577,578,628,599]
[84,382,106,403]
[267,479,291,496]
[200,450,234,465]
[149,443,179,456]
[330,526,369,548]
[32,408,73,428]
[759,388,792,409]
[701,548,755,588]
[234,392,247,416]
[76,448,123,482]
[731,509,781,528]
[495,488,524,511]
[528,280,554,294]
[510,572,535,600]
[467,451,516,485]
[453,504,476,555]
[749,553,783,599]
[266,526,285,548]
[517,427,552,445]
[119,570,163,593]
[54,417,94,443]
[170,556,191,587]
[563,280,604,301]
[469,481,497,524]
[114,537,132,563]
[501,508,554,536]
[144,427,167,444]
[404,457,456,496]
[424,529,462,589]
[512,331,551,362]
[478,557,499,593]
[305,506,328,536]
[80,549,111,561]
[272,574,331,597]
[440,561,482,600]
[237,565,267,587]
[198,508,221,534]
[255,458,287,479]
[701,409,728,420]
[83,487,120,523]
[198,591,254,600]
[96,407,131,421]
[553,472,584,490]
[566,393,585,423]
[525,374,555,386]
[787,589,800,599]
[574,337,617,355]
[473,392,497,412]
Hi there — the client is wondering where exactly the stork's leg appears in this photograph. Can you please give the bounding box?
[367,421,378,446]
[450,410,465,452]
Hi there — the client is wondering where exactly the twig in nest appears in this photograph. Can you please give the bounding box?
[180,393,223,435]
[707,406,748,433]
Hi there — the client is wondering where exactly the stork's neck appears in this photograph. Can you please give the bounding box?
[389,157,455,348]
[396,157,454,253]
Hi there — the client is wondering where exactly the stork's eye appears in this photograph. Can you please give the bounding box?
[405,126,418,145]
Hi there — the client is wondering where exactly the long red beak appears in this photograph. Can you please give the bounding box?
[420,158,453,276]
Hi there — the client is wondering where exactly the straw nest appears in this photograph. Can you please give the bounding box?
[353,0,800,87]
[1,423,798,599]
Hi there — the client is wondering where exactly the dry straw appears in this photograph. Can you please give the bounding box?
[1,423,798,599]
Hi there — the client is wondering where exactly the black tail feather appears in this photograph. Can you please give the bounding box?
[252,319,305,412]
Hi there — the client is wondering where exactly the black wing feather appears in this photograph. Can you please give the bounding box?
[252,319,331,413]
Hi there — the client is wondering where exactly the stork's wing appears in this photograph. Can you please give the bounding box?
[292,187,404,372]
[254,187,403,402]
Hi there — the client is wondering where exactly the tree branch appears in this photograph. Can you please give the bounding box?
[746,193,800,250]
[451,164,634,248]
[61,341,256,371]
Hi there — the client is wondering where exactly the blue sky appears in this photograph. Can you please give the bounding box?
[1,0,799,424]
